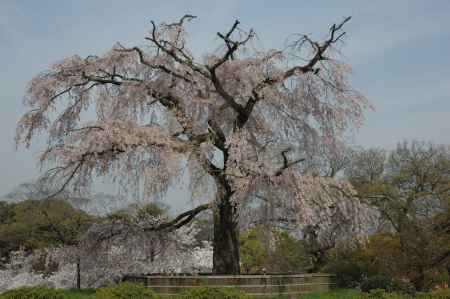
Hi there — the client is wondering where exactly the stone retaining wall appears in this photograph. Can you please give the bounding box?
[124,273,334,297]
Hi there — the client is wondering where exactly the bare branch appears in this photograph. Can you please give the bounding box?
[283,16,351,78]
[211,20,255,70]
[145,18,210,78]
[114,45,193,83]
[167,14,197,27]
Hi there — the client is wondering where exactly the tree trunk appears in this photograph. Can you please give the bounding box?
[212,183,240,274]
[413,271,426,291]
[76,258,81,289]
[208,124,240,274]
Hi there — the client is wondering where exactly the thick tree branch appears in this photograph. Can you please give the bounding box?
[207,20,256,121]
[87,203,211,247]
[115,45,193,83]
[145,203,211,232]
[275,149,305,176]
[236,90,260,128]
[217,20,240,60]
[146,17,253,124]
[208,71,246,117]
[283,16,351,79]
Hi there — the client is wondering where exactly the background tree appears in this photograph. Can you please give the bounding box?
[16,15,369,274]
[0,199,94,288]
[345,141,450,290]
[239,226,309,274]
[4,181,72,202]
[0,199,93,258]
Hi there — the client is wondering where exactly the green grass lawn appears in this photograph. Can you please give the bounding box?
[298,289,362,299]
[60,289,96,299]
[5,288,450,299]
[59,289,359,299]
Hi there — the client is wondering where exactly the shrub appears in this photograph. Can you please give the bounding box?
[361,275,393,293]
[360,289,415,299]
[391,279,416,295]
[177,287,250,299]
[331,261,368,288]
[95,282,158,299]
[323,245,369,288]
[361,289,450,299]
[417,289,450,299]
[0,286,64,299]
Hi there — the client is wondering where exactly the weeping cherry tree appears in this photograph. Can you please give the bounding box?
[16,15,370,274]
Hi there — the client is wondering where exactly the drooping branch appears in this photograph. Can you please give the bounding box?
[40,121,191,199]
[40,66,209,147]
[43,161,84,199]
[41,142,130,199]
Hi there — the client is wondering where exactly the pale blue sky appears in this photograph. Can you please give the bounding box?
[1,0,449,195]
